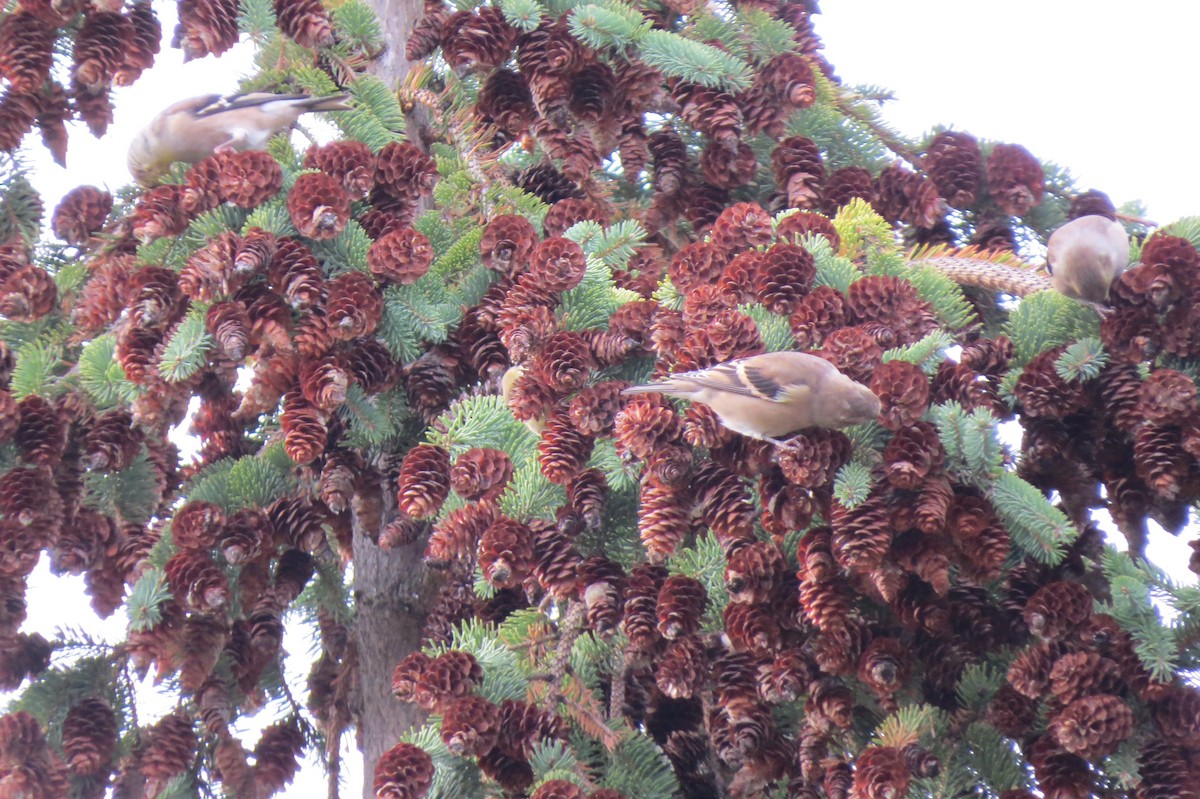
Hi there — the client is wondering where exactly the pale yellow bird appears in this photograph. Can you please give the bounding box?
[127,92,352,187]
[1046,215,1129,305]
[623,351,882,444]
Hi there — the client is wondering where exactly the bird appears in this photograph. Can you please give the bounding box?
[622,351,882,444]
[127,92,352,186]
[1046,214,1129,305]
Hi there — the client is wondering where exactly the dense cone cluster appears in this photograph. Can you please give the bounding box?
[3,0,1200,798]
[0,0,160,163]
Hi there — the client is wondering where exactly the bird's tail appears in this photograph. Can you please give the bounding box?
[303,94,353,113]
[622,380,694,399]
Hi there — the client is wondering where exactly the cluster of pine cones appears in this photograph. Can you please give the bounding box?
[2,0,1200,797]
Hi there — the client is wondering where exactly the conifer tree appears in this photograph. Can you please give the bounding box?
[1,1,1199,798]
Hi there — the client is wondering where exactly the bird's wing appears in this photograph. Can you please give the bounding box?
[677,356,820,402]
[673,359,765,398]
[192,92,315,117]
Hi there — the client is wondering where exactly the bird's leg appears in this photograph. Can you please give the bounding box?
[213,131,248,154]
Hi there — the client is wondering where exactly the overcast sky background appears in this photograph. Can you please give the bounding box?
[13,2,1200,797]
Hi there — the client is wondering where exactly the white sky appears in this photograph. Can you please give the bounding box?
[11,3,1199,798]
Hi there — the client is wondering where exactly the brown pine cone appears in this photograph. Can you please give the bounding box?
[274,0,333,48]
[374,141,438,205]
[287,171,351,240]
[1151,685,1200,747]
[479,516,534,589]
[537,414,594,485]
[326,271,383,340]
[15,395,66,468]
[51,185,112,244]
[772,135,824,209]
[171,500,225,551]
[445,447,510,503]
[1050,694,1133,759]
[987,682,1038,738]
[73,11,133,92]
[750,243,812,315]
[174,0,240,60]
[777,428,852,488]
[396,444,451,519]
[405,0,449,60]
[116,1,160,85]
[655,635,707,698]
[528,237,586,293]
[61,698,117,776]
[986,143,1044,217]
[1049,650,1124,706]
[141,713,197,796]
[441,6,514,72]
[480,214,539,275]
[440,695,501,756]
[0,13,54,95]
[477,68,534,142]
[637,479,691,562]
[821,166,875,217]
[1137,368,1197,426]
[369,227,433,285]
[1012,348,1088,419]
[830,493,892,574]
[852,746,911,799]
[674,82,742,145]
[83,409,142,471]
[576,555,624,634]
[882,421,944,490]
[656,574,706,640]
[304,140,375,199]
[790,285,849,350]
[0,89,39,152]
[0,264,57,323]
[516,162,581,205]
[164,549,228,610]
[218,150,283,208]
[414,649,483,711]
[925,130,982,209]
[373,742,434,799]
[621,563,668,651]
[281,391,327,465]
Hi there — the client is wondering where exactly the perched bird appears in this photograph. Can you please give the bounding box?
[127,92,352,186]
[623,351,882,444]
[1046,214,1129,305]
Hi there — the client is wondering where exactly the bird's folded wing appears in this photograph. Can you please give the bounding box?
[194,93,313,117]
[678,360,788,401]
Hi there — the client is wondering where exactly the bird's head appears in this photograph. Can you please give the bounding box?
[127,133,167,188]
[835,382,882,427]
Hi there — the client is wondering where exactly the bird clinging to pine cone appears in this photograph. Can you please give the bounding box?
[623,351,882,445]
[1046,214,1130,305]
[127,92,352,186]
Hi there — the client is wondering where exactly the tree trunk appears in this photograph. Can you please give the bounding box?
[352,515,440,798]
[352,3,437,795]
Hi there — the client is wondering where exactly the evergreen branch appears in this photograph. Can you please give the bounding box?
[500,0,548,31]
[988,470,1076,566]
[638,30,754,90]
[1054,337,1108,383]
[569,2,651,51]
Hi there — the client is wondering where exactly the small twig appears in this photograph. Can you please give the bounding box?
[608,647,632,724]
[1114,210,1158,228]
[834,90,925,169]
[547,601,587,708]
[327,726,342,799]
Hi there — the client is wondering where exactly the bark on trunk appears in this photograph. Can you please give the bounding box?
[352,2,438,795]
[352,514,440,797]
